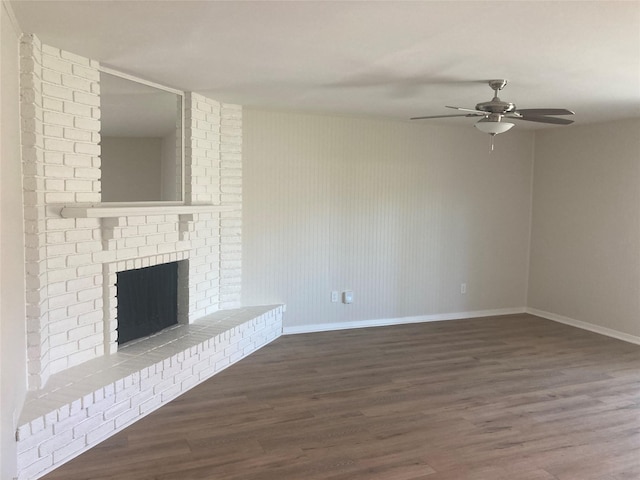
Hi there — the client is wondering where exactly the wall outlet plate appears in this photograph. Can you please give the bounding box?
[343,291,354,304]
[331,291,339,302]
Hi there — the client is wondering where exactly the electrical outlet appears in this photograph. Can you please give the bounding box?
[331,291,339,303]
[343,290,354,304]
[460,283,467,294]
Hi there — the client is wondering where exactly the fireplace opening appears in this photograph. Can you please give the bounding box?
[116,262,179,345]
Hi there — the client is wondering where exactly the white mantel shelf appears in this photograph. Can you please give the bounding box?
[60,204,237,218]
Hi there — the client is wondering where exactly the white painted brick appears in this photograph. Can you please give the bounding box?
[73,91,99,106]
[41,44,60,56]
[85,421,116,445]
[43,110,74,127]
[47,290,77,310]
[76,287,102,303]
[44,137,74,153]
[65,298,93,317]
[62,74,92,92]
[125,215,146,225]
[16,424,52,454]
[67,347,98,367]
[39,429,73,456]
[160,383,182,403]
[43,124,63,138]
[64,229,93,243]
[43,96,63,111]
[67,324,95,341]
[63,101,92,117]
[77,332,101,350]
[114,383,138,404]
[46,218,75,231]
[63,127,92,142]
[103,398,131,421]
[71,63,100,81]
[64,178,93,192]
[21,35,244,407]
[43,165,74,182]
[41,180,62,196]
[76,263,101,276]
[63,153,92,167]
[44,191,74,203]
[75,192,101,203]
[51,409,87,435]
[17,454,53,480]
[52,435,86,463]
[152,376,175,396]
[49,330,68,349]
[76,218,100,229]
[84,395,115,418]
[66,253,92,267]
[48,341,78,362]
[60,50,91,66]
[77,309,102,324]
[42,79,75,102]
[135,391,163,414]
[74,142,100,155]
[73,117,100,132]
[74,165,100,179]
[68,400,85,419]
[76,241,102,253]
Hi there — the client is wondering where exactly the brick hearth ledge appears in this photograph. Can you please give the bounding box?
[16,305,284,480]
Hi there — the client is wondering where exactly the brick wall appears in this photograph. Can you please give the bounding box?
[21,35,103,389]
[12,35,288,480]
[20,35,244,389]
[184,94,222,320]
[220,104,242,308]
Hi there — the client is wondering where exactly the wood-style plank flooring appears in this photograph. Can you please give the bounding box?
[42,314,640,480]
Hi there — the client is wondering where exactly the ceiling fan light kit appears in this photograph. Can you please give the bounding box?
[411,79,575,150]
[474,116,515,135]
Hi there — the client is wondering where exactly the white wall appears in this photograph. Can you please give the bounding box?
[1,1,26,477]
[243,110,534,331]
[101,136,162,201]
[529,120,640,337]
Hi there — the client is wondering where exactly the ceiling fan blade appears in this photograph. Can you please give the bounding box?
[508,115,574,125]
[410,113,483,120]
[445,106,486,114]
[516,108,575,116]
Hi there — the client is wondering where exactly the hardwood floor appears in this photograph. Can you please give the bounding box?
[42,314,640,480]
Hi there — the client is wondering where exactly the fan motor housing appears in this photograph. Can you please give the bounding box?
[475,99,516,114]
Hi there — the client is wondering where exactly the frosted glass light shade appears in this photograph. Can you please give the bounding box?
[474,118,515,135]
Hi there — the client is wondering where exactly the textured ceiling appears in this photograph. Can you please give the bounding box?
[11,0,640,129]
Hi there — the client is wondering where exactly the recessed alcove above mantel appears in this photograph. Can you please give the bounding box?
[59,204,236,218]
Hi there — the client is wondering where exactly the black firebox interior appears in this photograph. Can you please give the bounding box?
[116,262,178,345]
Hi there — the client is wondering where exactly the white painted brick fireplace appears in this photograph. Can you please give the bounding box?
[16,35,284,480]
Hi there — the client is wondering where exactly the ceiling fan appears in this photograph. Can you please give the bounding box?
[411,79,575,149]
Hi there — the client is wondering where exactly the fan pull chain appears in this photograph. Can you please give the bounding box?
[490,134,495,151]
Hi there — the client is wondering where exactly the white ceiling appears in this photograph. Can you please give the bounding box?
[11,0,640,129]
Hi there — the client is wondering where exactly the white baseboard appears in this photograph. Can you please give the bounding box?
[282,307,526,335]
[526,307,640,346]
